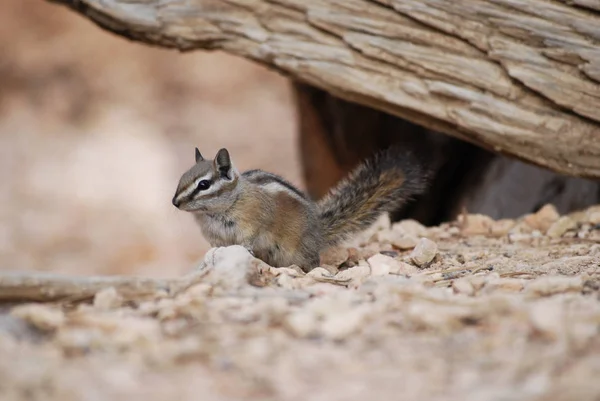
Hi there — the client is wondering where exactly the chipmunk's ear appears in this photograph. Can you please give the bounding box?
[195,148,204,163]
[214,148,233,179]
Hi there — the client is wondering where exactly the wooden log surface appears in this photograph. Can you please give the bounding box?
[0,271,205,302]
[47,0,600,178]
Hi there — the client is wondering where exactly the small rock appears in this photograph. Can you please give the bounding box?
[11,304,65,332]
[321,308,368,340]
[490,219,515,237]
[546,216,577,238]
[508,221,534,234]
[585,207,600,224]
[392,219,427,237]
[376,230,418,250]
[410,238,438,267]
[526,276,583,297]
[367,256,391,276]
[392,235,419,250]
[528,300,564,340]
[452,278,475,296]
[307,267,334,279]
[284,310,318,338]
[468,276,487,292]
[335,263,371,282]
[319,264,339,276]
[93,287,123,311]
[203,246,257,290]
[524,204,560,231]
[482,278,525,293]
[508,233,533,243]
[459,214,494,236]
[368,253,419,276]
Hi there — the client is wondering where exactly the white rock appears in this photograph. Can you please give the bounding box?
[546,216,577,238]
[285,310,318,338]
[524,204,560,231]
[335,264,371,282]
[367,253,418,276]
[93,287,123,311]
[203,246,255,289]
[528,300,565,340]
[526,276,583,297]
[452,278,475,296]
[11,304,65,332]
[307,267,334,279]
[321,308,368,340]
[392,219,427,237]
[459,214,494,236]
[410,238,438,267]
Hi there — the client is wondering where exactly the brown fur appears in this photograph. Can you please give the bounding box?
[173,147,428,271]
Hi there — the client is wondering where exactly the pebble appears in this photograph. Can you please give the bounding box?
[335,264,371,282]
[524,204,560,231]
[285,310,317,338]
[490,219,515,237]
[526,276,583,297]
[307,267,334,279]
[392,219,427,237]
[459,214,494,236]
[378,228,418,249]
[452,278,475,296]
[93,287,123,311]
[482,278,525,294]
[11,304,65,332]
[392,235,419,250]
[367,254,418,276]
[320,307,368,340]
[527,300,564,340]
[585,207,600,224]
[546,216,577,238]
[410,238,438,267]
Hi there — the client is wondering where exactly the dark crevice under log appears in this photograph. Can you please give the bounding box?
[295,84,600,224]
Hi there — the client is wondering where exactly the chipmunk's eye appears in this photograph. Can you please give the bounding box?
[197,180,211,191]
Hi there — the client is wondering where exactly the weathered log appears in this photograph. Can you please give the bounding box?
[0,271,205,303]
[48,0,600,178]
[294,83,600,223]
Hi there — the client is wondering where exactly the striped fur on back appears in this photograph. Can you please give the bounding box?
[173,146,428,271]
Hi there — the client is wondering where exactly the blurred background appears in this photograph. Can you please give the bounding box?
[0,0,301,277]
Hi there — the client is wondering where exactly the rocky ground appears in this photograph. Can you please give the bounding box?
[1,204,599,401]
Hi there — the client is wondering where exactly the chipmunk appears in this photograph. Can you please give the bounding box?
[172,147,428,272]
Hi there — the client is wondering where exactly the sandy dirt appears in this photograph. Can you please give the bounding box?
[1,205,599,401]
[1,2,599,400]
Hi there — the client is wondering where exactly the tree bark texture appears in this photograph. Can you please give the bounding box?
[49,0,600,178]
[294,83,600,224]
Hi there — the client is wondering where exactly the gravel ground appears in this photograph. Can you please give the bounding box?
[1,204,599,401]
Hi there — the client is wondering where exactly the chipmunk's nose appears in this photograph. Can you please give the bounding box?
[172,196,181,208]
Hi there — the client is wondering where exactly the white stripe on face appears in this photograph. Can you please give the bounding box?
[198,179,227,197]
[176,172,213,200]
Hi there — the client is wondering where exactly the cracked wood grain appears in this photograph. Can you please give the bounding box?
[48,0,600,178]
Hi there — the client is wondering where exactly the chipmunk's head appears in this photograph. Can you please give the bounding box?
[172,147,240,213]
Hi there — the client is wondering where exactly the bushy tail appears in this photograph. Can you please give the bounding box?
[317,147,429,248]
